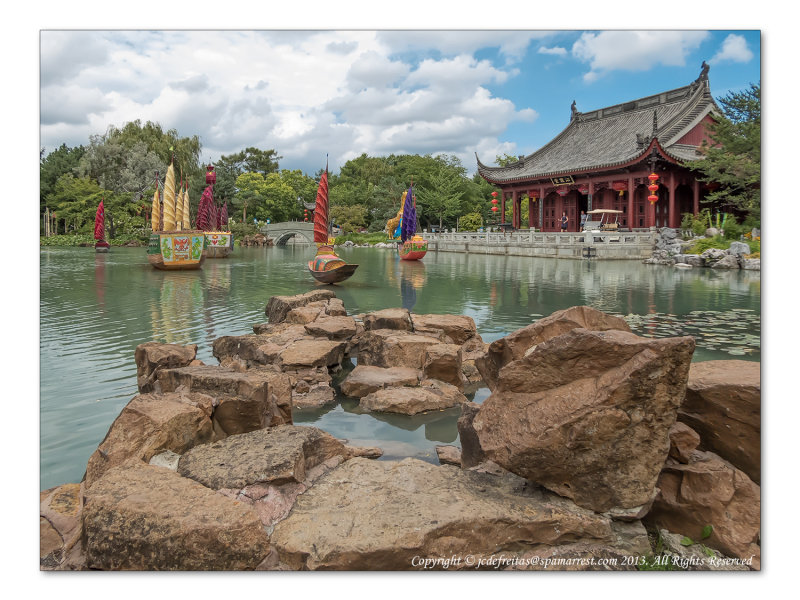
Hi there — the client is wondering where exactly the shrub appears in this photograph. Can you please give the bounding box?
[334,232,391,245]
[459,212,483,232]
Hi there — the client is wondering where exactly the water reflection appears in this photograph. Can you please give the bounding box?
[399,260,426,312]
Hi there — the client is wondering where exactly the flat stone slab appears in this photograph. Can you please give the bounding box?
[360,383,466,415]
[177,425,349,489]
[340,365,421,398]
[271,458,617,570]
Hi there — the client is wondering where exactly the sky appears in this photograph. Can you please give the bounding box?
[38,25,760,177]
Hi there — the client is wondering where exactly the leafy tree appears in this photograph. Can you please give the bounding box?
[234,172,267,224]
[330,204,367,234]
[40,144,86,215]
[687,82,761,221]
[416,164,465,230]
[495,153,519,166]
[459,212,484,231]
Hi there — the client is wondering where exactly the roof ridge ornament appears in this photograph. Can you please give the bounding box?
[570,100,579,121]
[651,110,658,138]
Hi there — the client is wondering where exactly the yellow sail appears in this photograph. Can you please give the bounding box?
[151,186,160,231]
[163,161,177,231]
[182,183,191,230]
[175,178,184,231]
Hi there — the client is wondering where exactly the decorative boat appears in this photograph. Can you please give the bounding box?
[307,161,358,284]
[146,158,206,270]
[94,199,109,252]
[197,164,233,258]
[398,184,427,261]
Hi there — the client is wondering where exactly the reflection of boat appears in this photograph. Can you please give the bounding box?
[307,161,358,284]
[147,157,206,270]
[398,184,427,261]
[94,199,109,252]
[400,259,426,312]
[197,165,233,258]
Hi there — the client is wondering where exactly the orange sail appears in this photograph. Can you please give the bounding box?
[313,168,329,244]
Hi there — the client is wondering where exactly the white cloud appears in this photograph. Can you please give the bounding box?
[709,33,754,65]
[538,46,567,56]
[572,31,709,82]
[39,30,539,175]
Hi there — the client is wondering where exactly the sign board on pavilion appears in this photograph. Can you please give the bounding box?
[551,175,575,186]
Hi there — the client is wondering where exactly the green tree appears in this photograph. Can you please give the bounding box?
[417,166,464,230]
[234,172,267,224]
[687,82,761,221]
[40,144,86,216]
[495,153,519,166]
[330,204,367,234]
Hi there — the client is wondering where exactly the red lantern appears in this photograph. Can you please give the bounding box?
[491,198,498,205]
[304,217,308,221]
[557,188,568,197]
[491,191,498,198]
[648,194,658,204]
[612,181,628,197]
[491,206,498,212]
[648,172,659,185]
[205,165,216,185]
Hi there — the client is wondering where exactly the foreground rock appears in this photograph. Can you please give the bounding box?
[476,306,631,390]
[265,289,337,324]
[84,392,215,488]
[647,448,761,569]
[82,463,270,570]
[474,327,695,513]
[358,329,442,370]
[360,380,467,415]
[679,360,761,483]
[134,342,198,393]
[271,458,633,570]
[177,425,349,489]
[339,365,421,398]
[41,483,84,569]
[158,365,292,436]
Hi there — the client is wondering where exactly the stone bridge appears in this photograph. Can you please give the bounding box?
[261,221,314,246]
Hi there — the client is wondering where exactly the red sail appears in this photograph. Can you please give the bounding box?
[313,170,329,244]
[94,200,105,241]
[220,202,229,229]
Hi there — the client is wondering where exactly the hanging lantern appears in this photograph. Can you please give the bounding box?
[491,206,498,212]
[648,194,658,204]
[530,193,538,203]
[206,164,216,185]
[612,181,628,197]
[491,198,498,205]
[491,191,498,198]
[648,172,660,185]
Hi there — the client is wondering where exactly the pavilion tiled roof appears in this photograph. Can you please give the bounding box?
[477,68,720,183]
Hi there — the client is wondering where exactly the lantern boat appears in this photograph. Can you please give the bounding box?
[197,164,234,258]
[146,158,206,270]
[398,184,427,261]
[94,199,109,253]
[307,161,359,284]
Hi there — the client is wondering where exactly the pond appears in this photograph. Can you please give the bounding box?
[40,245,761,490]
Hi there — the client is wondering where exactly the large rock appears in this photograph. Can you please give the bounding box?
[647,450,760,569]
[476,306,631,390]
[279,339,347,369]
[362,308,413,331]
[728,241,751,256]
[457,401,486,469]
[679,360,760,483]
[340,365,421,398]
[304,316,358,340]
[177,425,349,489]
[40,483,84,569]
[360,380,467,415]
[711,254,740,269]
[134,342,197,393]
[271,458,622,570]
[158,365,292,437]
[266,290,337,324]
[473,327,695,512]
[422,343,463,388]
[212,326,307,368]
[411,313,478,345]
[82,463,270,570]
[84,392,214,488]
[358,329,442,370]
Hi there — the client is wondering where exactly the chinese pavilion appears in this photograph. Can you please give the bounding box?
[476,64,720,232]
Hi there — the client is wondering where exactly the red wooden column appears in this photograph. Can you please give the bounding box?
[501,192,506,225]
[528,194,535,229]
[693,179,700,215]
[512,190,519,229]
[627,175,635,229]
[556,193,563,230]
[668,172,677,228]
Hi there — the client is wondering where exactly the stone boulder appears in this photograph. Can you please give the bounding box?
[411,313,478,345]
[360,380,467,415]
[358,329,442,370]
[340,365,421,398]
[422,343,463,389]
[668,422,701,464]
[40,483,84,570]
[84,392,215,488]
[476,306,631,390]
[158,365,292,436]
[284,302,328,324]
[362,307,413,331]
[728,241,751,256]
[279,339,348,369]
[473,327,695,512]
[700,247,727,266]
[741,258,760,271]
[285,366,336,408]
[647,450,760,569]
[457,401,486,469]
[679,360,761,483]
[711,254,740,269]
[134,342,197,393]
[656,529,750,571]
[304,315,358,340]
[265,290,337,324]
[435,445,461,466]
[212,325,308,368]
[177,425,349,490]
[82,463,270,570]
[271,458,624,570]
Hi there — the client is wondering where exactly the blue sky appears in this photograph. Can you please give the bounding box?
[38,25,760,178]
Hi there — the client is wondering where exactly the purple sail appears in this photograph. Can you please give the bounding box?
[400,185,416,242]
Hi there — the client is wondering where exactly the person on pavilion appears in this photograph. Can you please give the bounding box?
[560,212,569,232]
[580,211,587,230]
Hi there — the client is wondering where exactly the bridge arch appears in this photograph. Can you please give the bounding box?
[263,221,315,246]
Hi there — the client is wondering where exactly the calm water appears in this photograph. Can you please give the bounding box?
[40,245,761,490]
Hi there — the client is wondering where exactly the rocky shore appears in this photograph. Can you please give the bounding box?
[644,227,760,270]
[41,292,760,571]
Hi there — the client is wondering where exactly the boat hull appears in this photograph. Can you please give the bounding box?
[399,239,428,261]
[307,244,358,284]
[95,241,110,253]
[147,231,206,270]
[204,231,234,258]
[308,263,359,284]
